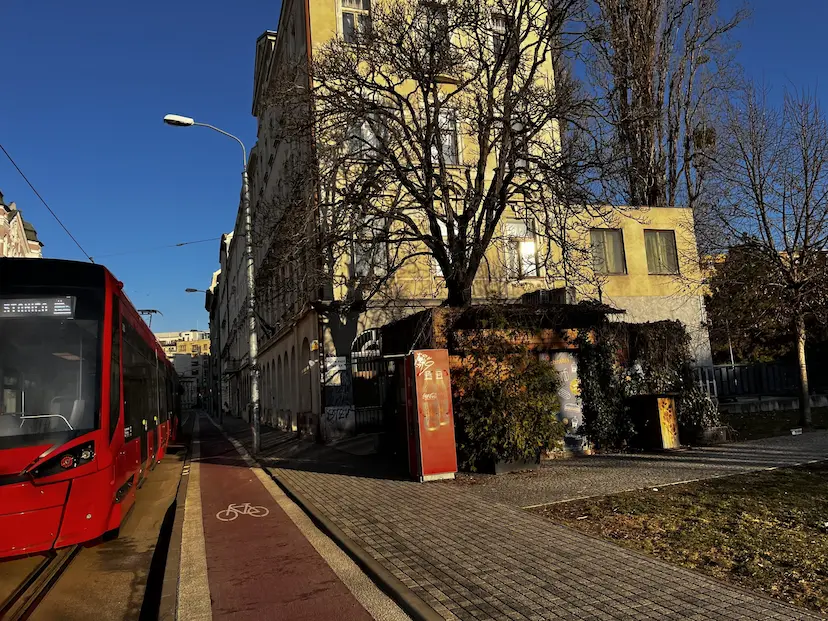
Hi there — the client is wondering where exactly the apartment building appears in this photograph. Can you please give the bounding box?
[154,330,211,408]
[154,330,210,359]
[217,229,252,420]
[224,0,710,439]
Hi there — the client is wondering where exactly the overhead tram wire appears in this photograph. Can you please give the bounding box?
[0,142,94,263]
[89,237,221,261]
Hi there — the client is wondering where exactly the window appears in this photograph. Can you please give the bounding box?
[192,344,201,354]
[158,368,167,424]
[342,0,371,43]
[347,115,381,158]
[109,296,121,440]
[431,109,459,165]
[644,230,679,274]
[512,119,528,170]
[149,355,159,430]
[426,3,450,58]
[353,217,388,279]
[505,220,538,279]
[432,220,448,277]
[122,320,148,440]
[590,229,626,275]
[492,14,507,56]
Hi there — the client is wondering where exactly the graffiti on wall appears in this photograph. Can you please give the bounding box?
[541,351,588,452]
[322,355,355,441]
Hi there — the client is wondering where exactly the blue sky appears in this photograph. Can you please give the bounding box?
[1,0,826,333]
[0,0,277,332]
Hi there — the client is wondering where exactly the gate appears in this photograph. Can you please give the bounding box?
[350,353,396,433]
[322,350,397,438]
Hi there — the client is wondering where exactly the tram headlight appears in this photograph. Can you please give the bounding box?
[30,442,96,479]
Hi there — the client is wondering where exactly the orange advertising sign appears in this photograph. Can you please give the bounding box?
[411,349,458,479]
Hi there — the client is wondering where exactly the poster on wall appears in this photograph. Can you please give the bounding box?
[410,349,458,480]
[658,397,680,449]
[549,352,588,452]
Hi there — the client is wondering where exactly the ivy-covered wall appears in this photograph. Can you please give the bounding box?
[576,320,720,449]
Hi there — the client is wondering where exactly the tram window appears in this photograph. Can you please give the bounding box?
[148,358,158,429]
[159,366,167,424]
[0,309,100,442]
[109,296,120,440]
[165,377,172,422]
[122,320,147,440]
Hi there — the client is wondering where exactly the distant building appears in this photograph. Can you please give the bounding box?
[155,330,210,358]
[154,330,211,408]
[0,191,43,258]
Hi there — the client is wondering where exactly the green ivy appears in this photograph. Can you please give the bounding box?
[576,320,700,449]
[677,387,722,437]
[575,329,631,448]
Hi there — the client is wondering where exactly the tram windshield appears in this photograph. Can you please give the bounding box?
[0,295,102,449]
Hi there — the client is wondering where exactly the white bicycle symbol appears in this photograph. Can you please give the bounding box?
[216,502,270,522]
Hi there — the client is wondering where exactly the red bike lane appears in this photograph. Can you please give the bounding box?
[197,416,375,620]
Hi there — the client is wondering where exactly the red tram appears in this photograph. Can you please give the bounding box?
[0,258,182,559]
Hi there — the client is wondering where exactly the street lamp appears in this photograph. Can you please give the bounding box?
[186,287,223,424]
[167,113,261,453]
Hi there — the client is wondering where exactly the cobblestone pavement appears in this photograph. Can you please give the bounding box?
[222,417,824,621]
[447,431,828,507]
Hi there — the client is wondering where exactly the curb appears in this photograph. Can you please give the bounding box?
[214,418,441,621]
[260,463,443,621]
[156,414,197,621]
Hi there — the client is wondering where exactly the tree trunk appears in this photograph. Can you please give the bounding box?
[445,277,473,307]
[795,315,812,428]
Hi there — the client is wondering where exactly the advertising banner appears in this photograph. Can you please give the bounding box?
[409,349,458,480]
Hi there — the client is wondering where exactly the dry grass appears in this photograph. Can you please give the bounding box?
[531,462,828,614]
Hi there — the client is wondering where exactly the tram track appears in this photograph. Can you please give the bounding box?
[0,546,81,621]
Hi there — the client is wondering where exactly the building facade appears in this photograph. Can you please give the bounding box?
[213,1,712,441]
[216,228,251,422]
[1,191,43,258]
[154,330,211,408]
[205,269,222,417]
[154,330,210,359]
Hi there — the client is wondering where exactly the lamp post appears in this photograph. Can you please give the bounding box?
[186,287,223,424]
[167,114,261,453]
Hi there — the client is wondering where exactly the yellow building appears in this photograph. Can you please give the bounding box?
[239,0,710,440]
[175,339,210,356]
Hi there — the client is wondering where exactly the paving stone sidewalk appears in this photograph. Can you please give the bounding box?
[220,417,824,621]
[448,431,828,508]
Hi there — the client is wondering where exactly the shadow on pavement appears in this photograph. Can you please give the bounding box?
[204,415,409,481]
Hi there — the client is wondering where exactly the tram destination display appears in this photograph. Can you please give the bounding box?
[0,296,76,318]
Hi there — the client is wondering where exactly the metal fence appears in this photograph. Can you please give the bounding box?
[694,363,800,400]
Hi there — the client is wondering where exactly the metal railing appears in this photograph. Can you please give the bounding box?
[694,363,801,400]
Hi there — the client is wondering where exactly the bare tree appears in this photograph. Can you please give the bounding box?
[582,0,746,209]
[259,0,607,312]
[709,86,828,427]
